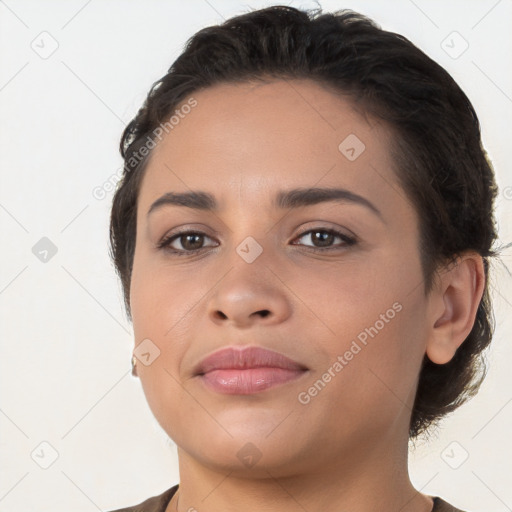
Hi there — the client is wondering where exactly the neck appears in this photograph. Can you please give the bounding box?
[167,431,433,512]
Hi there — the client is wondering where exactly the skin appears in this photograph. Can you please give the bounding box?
[129,79,485,512]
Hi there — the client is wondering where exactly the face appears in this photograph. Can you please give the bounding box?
[130,79,432,476]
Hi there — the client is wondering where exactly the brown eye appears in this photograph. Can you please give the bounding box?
[293,228,356,251]
[176,233,206,251]
[157,231,217,255]
[157,227,356,256]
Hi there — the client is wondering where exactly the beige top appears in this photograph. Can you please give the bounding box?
[107,484,467,512]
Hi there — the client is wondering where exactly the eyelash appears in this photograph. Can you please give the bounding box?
[156,227,357,256]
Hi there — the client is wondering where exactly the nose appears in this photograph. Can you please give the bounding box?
[207,265,292,329]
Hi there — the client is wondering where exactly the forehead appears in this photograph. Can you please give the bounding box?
[136,79,401,213]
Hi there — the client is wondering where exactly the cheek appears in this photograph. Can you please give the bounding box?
[292,295,427,449]
[130,251,191,341]
[290,242,422,337]
[130,276,191,444]
[291,244,426,396]
[129,254,185,421]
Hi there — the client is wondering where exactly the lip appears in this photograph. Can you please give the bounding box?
[194,346,309,395]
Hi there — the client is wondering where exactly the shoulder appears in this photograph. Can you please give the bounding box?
[106,484,179,512]
[432,496,467,512]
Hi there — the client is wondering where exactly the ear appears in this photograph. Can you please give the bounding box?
[425,252,486,365]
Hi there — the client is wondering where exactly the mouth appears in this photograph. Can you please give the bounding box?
[194,346,309,395]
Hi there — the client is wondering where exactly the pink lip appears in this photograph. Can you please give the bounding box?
[195,346,309,395]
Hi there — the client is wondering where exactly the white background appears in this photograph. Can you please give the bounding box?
[0,1,511,511]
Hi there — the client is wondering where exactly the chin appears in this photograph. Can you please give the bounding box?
[187,438,305,478]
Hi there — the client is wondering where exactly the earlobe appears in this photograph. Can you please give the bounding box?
[131,355,139,377]
[426,327,457,365]
[425,253,485,365]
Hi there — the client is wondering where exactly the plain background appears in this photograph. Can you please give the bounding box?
[0,1,511,511]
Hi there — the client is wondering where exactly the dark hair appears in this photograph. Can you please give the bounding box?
[109,5,498,439]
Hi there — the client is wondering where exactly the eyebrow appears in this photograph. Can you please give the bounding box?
[147,187,383,221]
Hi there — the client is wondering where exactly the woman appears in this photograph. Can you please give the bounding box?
[107,5,498,512]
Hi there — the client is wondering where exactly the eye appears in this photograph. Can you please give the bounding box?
[157,227,357,256]
[157,231,218,255]
[291,228,357,252]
